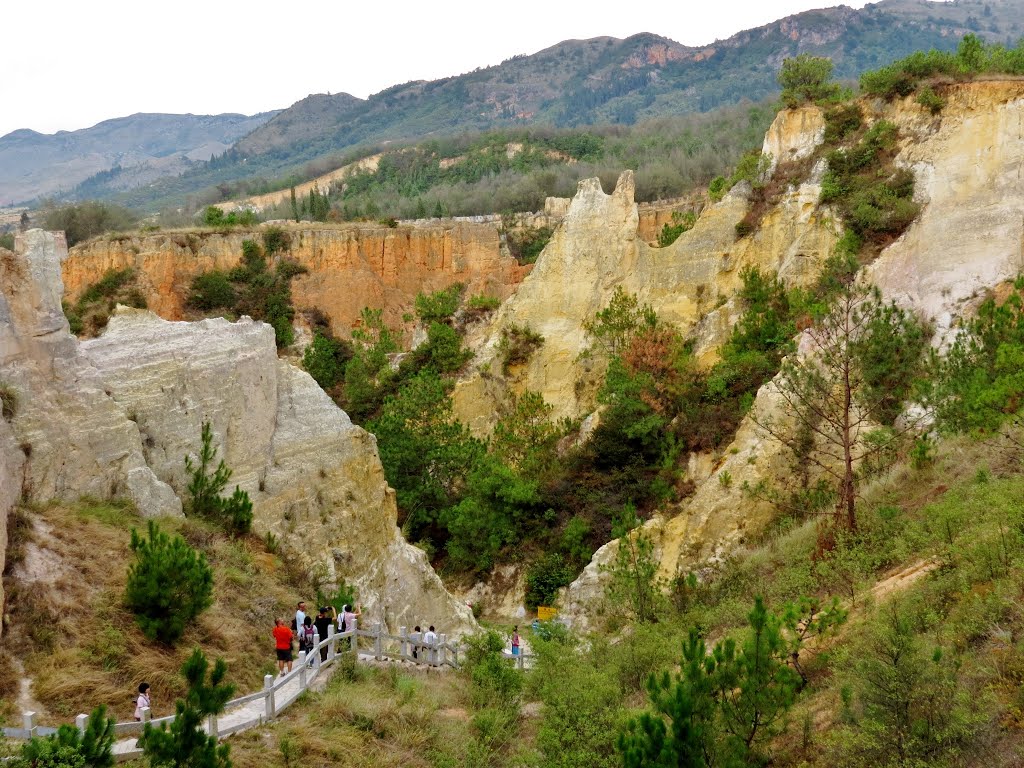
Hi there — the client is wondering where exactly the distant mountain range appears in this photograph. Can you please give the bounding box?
[0,111,277,205]
[4,0,1023,208]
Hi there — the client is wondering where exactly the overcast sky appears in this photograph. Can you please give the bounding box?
[2,0,872,138]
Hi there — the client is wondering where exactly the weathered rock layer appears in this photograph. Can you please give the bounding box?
[2,231,474,636]
[63,223,530,340]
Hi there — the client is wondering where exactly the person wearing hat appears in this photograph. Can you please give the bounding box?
[314,605,336,662]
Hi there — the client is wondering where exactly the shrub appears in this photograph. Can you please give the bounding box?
[79,267,135,304]
[823,103,863,145]
[778,54,841,108]
[0,232,14,250]
[619,599,800,767]
[498,323,544,374]
[302,331,352,389]
[186,271,236,311]
[462,630,523,710]
[916,85,946,114]
[656,210,696,247]
[262,226,290,256]
[139,649,234,768]
[465,293,501,319]
[708,175,729,201]
[414,283,464,324]
[42,201,139,246]
[505,225,554,264]
[533,639,622,768]
[525,553,574,608]
[18,706,115,768]
[124,520,214,644]
[0,383,17,421]
[820,121,919,246]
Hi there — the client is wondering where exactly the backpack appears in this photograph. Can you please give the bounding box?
[303,624,315,650]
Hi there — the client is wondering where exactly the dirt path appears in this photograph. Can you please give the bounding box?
[867,558,938,602]
[13,657,46,717]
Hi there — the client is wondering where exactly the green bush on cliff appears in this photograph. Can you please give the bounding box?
[819,120,919,247]
[656,210,696,247]
[778,54,843,108]
[860,34,1024,100]
[302,330,353,390]
[66,266,147,337]
[185,238,305,348]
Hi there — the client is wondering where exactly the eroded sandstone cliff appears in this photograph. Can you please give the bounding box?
[452,154,836,432]
[560,80,1024,628]
[63,223,530,340]
[1,231,474,636]
[82,308,474,633]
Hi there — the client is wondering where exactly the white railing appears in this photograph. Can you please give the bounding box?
[2,620,532,762]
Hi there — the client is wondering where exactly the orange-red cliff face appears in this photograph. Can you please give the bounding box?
[63,222,531,338]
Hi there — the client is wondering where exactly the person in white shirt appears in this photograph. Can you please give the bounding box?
[294,600,307,633]
[423,625,438,664]
[134,682,151,721]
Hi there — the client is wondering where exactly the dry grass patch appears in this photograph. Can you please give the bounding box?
[228,665,478,768]
[2,499,302,724]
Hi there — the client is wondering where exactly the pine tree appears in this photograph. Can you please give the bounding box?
[139,649,235,768]
[20,706,115,768]
[124,521,214,644]
[618,598,800,767]
[185,422,253,536]
[750,281,927,536]
[290,187,299,222]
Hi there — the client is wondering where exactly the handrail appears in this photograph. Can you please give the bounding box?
[2,619,531,761]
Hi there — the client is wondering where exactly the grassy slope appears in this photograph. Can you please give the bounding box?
[3,436,1024,765]
[1,501,303,725]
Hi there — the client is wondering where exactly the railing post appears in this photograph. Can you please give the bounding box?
[518,652,525,671]
[312,632,321,668]
[76,714,88,735]
[327,623,336,661]
[439,634,447,666]
[350,618,358,654]
[264,674,275,720]
[23,712,36,739]
[399,626,407,660]
[141,707,151,724]
[208,714,218,740]
[298,651,308,687]
[374,622,383,661]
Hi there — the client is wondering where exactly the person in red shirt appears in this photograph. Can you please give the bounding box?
[272,618,294,675]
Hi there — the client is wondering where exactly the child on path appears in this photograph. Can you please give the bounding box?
[511,626,521,657]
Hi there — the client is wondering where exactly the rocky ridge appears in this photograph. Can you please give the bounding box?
[560,80,1024,627]
[451,129,836,432]
[0,230,474,637]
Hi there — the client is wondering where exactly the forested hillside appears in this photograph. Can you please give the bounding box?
[72,0,1024,213]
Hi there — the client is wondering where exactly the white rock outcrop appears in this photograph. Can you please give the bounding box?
[868,82,1024,335]
[82,308,475,636]
[0,230,179,516]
